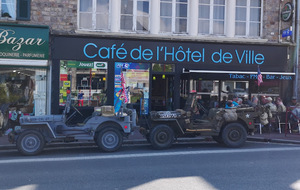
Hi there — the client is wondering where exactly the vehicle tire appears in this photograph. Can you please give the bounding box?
[212,135,223,144]
[150,125,174,149]
[16,130,45,156]
[221,123,247,148]
[96,126,123,152]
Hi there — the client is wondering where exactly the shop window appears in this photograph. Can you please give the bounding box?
[235,0,262,37]
[114,62,150,115]
[198,0,225,35]
[160,0,188,34]
[0,67,47,130]
[221,81,249,103]
[59,60,108,107]
[152,63,175,72]
[179,79,218,110]
[78,0,110,30]
[120,0,150,32]
[249,80,279,98]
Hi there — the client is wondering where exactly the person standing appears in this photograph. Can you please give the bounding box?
[78,90,84,106]
[287,96,300,108]
[275,97,286,113]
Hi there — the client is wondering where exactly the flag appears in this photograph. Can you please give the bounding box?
[120,71,128,103]
[257,67,263,86]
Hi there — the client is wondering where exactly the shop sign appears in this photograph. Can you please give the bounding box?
[63,81,71,88]
[94,62,107,69]
[53,37,288,73]
[190,72,294,81]
[60,74,68,81]
[0,24,49,60]
[281,2,293,22]
[281,27,293,37]
[229,73,293,81]
[67,61,94,68]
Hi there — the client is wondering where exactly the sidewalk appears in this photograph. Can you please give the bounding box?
[1,130,300,150]
[248,132,300,144]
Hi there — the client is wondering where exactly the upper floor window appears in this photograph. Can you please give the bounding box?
[0,0,16,19]
[198,0,225,35]
[160,0,188,34]
[79,0,110,30]
[120,0,149,32]
[235,0,262,37]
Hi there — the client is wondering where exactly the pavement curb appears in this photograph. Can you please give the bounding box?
[247,137,300,145]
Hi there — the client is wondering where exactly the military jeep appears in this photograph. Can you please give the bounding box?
[140,93,261,149]
[7,95,138,156]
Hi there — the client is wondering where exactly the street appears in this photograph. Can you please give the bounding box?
[1,141,300,190]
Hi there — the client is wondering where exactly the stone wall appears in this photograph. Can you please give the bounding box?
[19,0,77,34]
[263,0,280,42]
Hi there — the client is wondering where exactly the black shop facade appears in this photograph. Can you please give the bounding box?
[51,35,294,118]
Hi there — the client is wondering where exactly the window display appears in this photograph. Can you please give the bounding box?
[0,67,47,131]
[114,62,150,114]
[59,60,107,107]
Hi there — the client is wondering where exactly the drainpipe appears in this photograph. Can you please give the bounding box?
[295,0,300,99]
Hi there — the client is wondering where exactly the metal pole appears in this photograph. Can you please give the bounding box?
[294,0,300,99]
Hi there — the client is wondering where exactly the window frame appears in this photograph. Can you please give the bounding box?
[235,0,263,37]
[59,60,108,107]
[160,0,189,34]
[0,0,16,20]
[120,0,150,32]
[77,0,111,31]
[198,0,226,35]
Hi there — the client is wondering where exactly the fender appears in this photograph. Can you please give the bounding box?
[151,119,185,135]
[18,122,56,138]
[85,115,132,133]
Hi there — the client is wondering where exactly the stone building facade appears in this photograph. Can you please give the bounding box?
[0,0,298,121]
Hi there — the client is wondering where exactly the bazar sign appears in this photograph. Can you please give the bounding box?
[0,24,49,60]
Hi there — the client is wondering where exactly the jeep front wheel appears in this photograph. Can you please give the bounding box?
[150,125,174,149]
[222,123,247,148]
[17,130,45,156]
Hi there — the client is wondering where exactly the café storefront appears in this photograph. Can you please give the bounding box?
[0,24,49,131]
[51,35,294,116]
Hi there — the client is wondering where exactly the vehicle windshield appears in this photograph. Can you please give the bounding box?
[183,93,197,110]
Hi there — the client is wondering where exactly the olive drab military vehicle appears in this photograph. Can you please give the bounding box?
[140,93,263,149]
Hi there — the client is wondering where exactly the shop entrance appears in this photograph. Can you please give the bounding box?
[151,74,174,111]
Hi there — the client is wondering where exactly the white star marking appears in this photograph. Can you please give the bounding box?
[245,114,250,118]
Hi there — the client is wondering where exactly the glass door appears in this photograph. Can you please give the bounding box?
[151,74,174,111]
